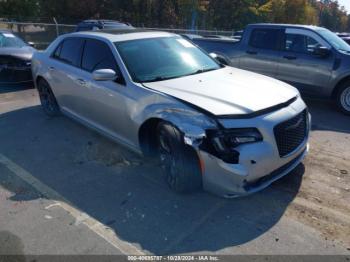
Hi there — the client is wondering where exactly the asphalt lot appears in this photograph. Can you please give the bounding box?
[0,85,349,256]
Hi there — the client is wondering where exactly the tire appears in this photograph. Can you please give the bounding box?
[336,81,350,115]
[37,79,60,117]
[157,122,202,193]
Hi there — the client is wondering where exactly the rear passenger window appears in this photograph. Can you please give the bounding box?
[82,39,118,72]
[249,29,280,50]
[57,38,84,66]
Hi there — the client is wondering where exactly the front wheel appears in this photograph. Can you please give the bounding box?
[157,122,202,193]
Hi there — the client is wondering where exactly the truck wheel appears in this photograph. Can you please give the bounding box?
[37,79,60,117]
[157,122,202,193]
[336,82,350,115]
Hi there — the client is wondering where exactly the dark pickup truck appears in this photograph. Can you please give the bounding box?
[188,24,350,115]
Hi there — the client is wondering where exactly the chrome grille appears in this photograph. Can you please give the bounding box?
[274,110,307,157]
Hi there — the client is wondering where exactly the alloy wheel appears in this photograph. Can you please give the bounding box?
[340,86,350,113]
[158,130,179,186]
[39,83,57,114]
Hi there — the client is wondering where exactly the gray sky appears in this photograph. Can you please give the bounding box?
[338,0,350,13]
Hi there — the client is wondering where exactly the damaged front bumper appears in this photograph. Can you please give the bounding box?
[0,61,33,84]
[199,143,308,198]
[192,97,310,197]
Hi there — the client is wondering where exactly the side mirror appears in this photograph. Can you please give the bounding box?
[209,52,218,59]
[27,41,35,47]
[209,52,229,65]
[313,46,331,57]
[92,69,117,81]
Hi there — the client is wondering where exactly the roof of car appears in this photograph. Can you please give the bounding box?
[248,23,324,30]
[181,33,203,39]
[71,29,176,42]
[78,20,131,25]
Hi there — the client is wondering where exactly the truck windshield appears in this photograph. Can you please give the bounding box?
[115,37,221,83]
[317,29,350,53]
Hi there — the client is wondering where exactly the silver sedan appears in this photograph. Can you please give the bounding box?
[32,30,310,197]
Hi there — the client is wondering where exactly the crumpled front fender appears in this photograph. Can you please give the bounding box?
[133,102,218,148]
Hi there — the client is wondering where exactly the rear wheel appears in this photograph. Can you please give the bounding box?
[37,79,60,117]
[157,122,202,193]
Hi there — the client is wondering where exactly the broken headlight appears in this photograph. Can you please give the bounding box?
[210,128,263,151]
[203,128,263,164]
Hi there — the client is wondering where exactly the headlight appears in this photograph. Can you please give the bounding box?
[202,128,263,164]
[209,128,263,152]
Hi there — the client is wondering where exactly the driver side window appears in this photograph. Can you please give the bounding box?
[82,39,118,72]
[81,39,125,84]
[284,33,321,54]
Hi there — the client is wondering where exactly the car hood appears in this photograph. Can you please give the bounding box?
[0,46,35,60]
[143,67,299,116]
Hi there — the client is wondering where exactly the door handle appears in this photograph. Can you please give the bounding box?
[76,79,87,86]
[246,50,257,55]
[48,66,55,71]
[283,55,297,60]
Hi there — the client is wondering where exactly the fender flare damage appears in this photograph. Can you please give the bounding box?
[158,109,217,147]
[136,106,219,156]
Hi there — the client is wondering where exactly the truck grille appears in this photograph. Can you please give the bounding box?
[274,110,308,157]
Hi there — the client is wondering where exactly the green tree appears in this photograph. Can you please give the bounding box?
[0,0,39,19]
[38,0,105,22]
[318,0,349,31]
[1,0,349,32]
[206,0,260,30]
[255,0,286,23]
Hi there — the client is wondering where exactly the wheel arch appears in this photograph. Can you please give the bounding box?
[137,110,215,157]
[138,117,163,157]
[332,75,350,99]
[35,75,46,88]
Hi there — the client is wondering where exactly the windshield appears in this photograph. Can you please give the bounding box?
[0,32,27,48]
[115,37,221,82]
[317,29,350,52]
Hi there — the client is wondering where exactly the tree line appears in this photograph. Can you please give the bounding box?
[1,0,349,32]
